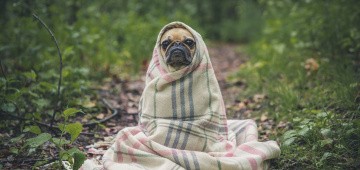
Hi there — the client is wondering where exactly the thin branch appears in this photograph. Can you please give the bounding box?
[1,111,56,129]
[0,59,7,81]
[0,112,93,137]
[32,13,63,128]
[0,98,122,129]
[0,157,58,164]
[36,121,95,136]
[83,98,121,127]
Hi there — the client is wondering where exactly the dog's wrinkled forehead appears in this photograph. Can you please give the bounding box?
[159,25,194,43]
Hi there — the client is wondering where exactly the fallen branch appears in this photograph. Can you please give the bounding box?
[83,98,121,127]
[79,132,95,136]
[0,112,94,136]
[0,98,123,130]
[0,157,58,164]
[32,13,63,129]
[37,122,95,136]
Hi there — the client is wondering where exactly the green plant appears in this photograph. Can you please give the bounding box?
[280,110,360,169]
[0,9,88,169]
[230,0,360,169]
[55,108,86,170]
[9,108,86,169]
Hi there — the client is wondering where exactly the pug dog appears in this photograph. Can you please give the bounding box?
[160,26,196,70]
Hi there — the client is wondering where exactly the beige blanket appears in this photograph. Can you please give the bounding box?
[81,22,280,170]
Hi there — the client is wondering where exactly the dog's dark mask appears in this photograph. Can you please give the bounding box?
[162,39,195,68]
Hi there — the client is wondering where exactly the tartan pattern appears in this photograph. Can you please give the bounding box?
[81,22,280,170]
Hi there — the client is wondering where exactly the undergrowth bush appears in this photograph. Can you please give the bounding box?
[230,0,360,169]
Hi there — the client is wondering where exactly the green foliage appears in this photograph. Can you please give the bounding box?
[1,0,257,77]
[56,108,85,168]
[229,0,360,169]
[25,133,51,148]
[23,125,42,134]
[0,2,250,168]
[3,107,86,168]
[64,122,83,143]
[60,148,86,170]
[1,103,16,112]
[279,110,360,169]
[63,108,81,120]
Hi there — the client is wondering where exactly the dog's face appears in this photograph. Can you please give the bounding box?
[160,27,196,70]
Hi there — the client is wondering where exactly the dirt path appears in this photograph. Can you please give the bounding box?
[86,43,245,134]
[207,43,247,106]
[121,43,247,119]
[1,43,279,169]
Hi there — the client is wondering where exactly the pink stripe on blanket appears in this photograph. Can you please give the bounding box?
[115,129,139,162]
[146,62,154,80]
[117,149,123,163]
[152,49,174,82]
[130,128,142,135]
[225,142,233,151]
[116,134,126,162]
[115,130,130,162]
[133,137,157,155]
[128,147,137,162]
[247,157,258,170]
[224,152,234,157]
[154,149,174,156]
[117,128,141,142]
[239,144,267,160]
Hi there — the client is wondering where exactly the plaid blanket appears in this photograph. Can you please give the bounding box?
[81,22,280,170]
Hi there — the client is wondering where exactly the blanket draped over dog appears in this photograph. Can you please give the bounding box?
[81,22,280,170]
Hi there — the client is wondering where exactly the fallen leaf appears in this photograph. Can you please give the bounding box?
[105,128,111,134]
[81,117,88,123]
[127,92,140,102]
[83,101,96,108]
[87,148,105,155]
[127,107,138,114]
[127,101,139,108]
[238,102,246,109]
[96,113,105,119]
[253,94,266,103]
[106,122,116,127]
[126,115,134,120]
[305,58,319,75]
[244,110,252,118]
[260,114,268,122]
[120,93,129,103]
[277,121,290,129]
[107,99,121,109]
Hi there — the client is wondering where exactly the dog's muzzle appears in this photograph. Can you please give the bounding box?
[165,43,192,67]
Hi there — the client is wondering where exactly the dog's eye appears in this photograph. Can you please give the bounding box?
[184,39,195,47]
[161,40,170,49]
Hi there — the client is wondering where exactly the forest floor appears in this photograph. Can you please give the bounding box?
[1,43,288,169]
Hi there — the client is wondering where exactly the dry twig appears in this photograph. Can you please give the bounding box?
[32,13,63,128]
[0,59,7,81]
[83,98,121,127]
